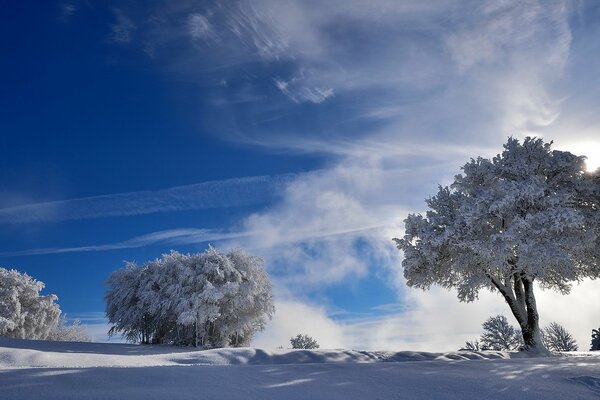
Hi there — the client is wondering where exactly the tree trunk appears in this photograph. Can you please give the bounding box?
[520,276,545,352]
[194,316,199,348]
[489,273,547,353]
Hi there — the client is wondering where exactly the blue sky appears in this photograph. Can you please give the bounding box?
[2,0,600,350]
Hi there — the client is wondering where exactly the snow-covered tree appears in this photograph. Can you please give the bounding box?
[461,340,481,351]
[542,322,577,352]
[105,247,275,347]
[47,316,91,342]
[290,334,319,349]
[395,137,600,352]
[591,328,600,351]
[480,315,522,351]
[105,263,149,343]
[0,267,61,340]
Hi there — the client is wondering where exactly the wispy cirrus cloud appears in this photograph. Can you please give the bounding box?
[0,174,296,224]
[0,219,392,258]
[274,76,334,104]
[118,0,579,158]
[0,228,246,257]
[187,13,215,41]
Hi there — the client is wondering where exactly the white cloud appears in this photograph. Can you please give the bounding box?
[536,279,600,351]
[445,1,570,72]
[238,161,409,288]
[253,300,347,349]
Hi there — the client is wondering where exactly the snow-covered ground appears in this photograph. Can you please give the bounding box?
[1,338,599,399]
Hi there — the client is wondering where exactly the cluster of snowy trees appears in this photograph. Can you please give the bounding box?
[396,137,600,352]
[0,267,90,342]
[290,334,319,349]
[463,315,577,352]
[105,247,274,347]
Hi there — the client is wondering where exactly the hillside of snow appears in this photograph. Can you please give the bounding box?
[1,338,600,399]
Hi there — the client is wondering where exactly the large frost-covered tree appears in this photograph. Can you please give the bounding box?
[395,137,600,352]
[0,267,61,340]
[105,247,274,347]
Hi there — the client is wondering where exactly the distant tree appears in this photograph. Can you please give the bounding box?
[460,340,481,351]
[290,334,319,349]
[47,316,91,342]
[395,137,600,352]
[542,322,577,352]
[0,267,61,340]
[480,315,522,351]
[105,247,275,348]
[591,328,600,351]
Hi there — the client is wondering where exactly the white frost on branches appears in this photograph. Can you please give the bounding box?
[105,246,275,347]
[0,267,90,342]
[0,267,61,340]
[396,137,600,351]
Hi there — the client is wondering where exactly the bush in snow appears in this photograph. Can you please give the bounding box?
[105,247,275,347]
[0,267,61,340]
[591,328,600,351]
[542,322,577,352]
[290,334,319,349]
[395,137,600,352]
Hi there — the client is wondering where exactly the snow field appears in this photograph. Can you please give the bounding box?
[1,338,600,399]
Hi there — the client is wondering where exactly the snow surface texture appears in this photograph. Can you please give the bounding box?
[1,338,600,399]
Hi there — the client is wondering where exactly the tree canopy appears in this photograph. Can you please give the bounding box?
[105,247,275,347]
[0,267,60,340]
[0,267,89,341]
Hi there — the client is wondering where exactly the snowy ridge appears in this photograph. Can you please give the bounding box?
[0,338,512,368]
